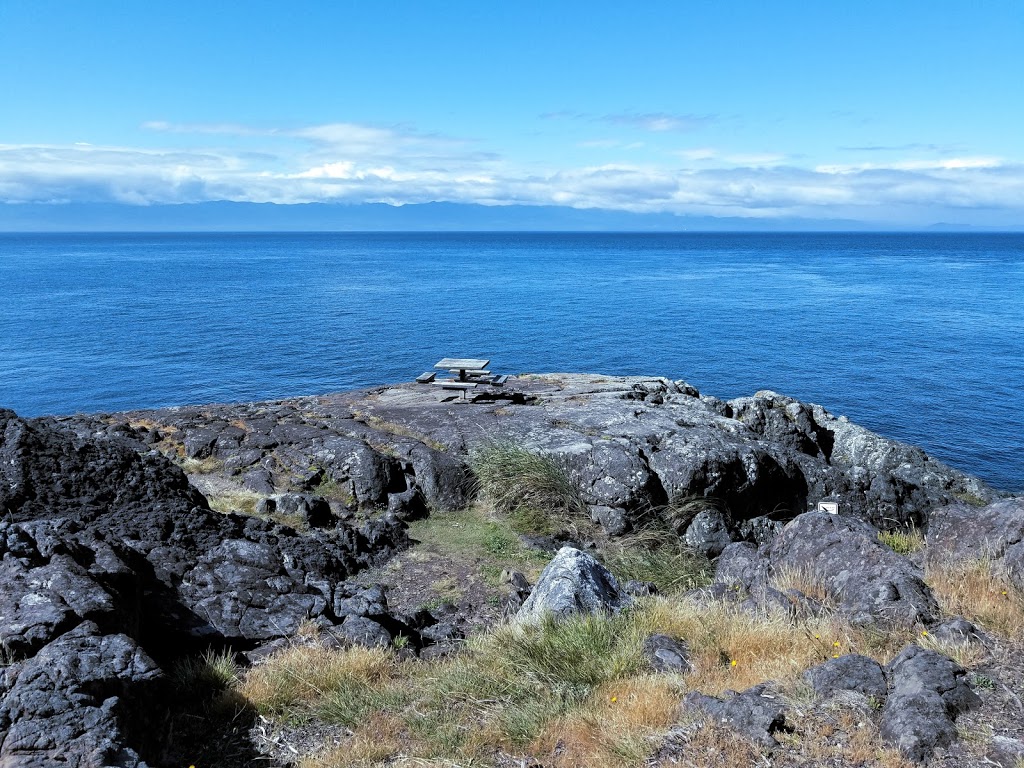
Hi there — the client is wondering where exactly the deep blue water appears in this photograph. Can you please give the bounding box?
[1,232,1021,492]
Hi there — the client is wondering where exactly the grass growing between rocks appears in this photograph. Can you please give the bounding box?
[237,595,918,767]
[205,488,263,516]
[603,527,713,595]
[926,558,1024,640]
[877,526,925,555]
[469,441,586,535]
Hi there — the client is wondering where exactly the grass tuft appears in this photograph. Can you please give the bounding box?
[469,441,586,534]
[173,648,239,696]
[926,557,1024,640]
[878,526,925,555]
[603,526,713,595]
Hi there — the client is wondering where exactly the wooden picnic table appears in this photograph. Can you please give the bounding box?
[435,357,490,381]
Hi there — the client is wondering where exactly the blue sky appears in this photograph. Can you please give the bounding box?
[1,1,1022,225]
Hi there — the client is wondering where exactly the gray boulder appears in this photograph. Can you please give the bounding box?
[683,684,789,747]
[804,654,887,702]
[926,498,1024,589]
[589,504,630,536]
[927,617,989,649]
[515,546,632,623]
[880,644,981,762]
[643,634,692,673]
[0,622,163,768]
[335,615,392,648]
[682,508,734,558]
[710,513,938,628]
[764,512,938,628]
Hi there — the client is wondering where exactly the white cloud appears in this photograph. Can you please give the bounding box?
[2,124,1023,225]
[817,157,1004,173]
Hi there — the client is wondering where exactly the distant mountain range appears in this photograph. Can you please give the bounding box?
[0,201,1020,232]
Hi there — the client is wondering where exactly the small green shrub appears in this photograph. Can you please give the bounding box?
[878,526,924,555]
[173,648,239,696]
[469,441,585,534]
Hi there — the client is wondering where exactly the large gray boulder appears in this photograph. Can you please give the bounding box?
[803,653,888,702]
[926,498,1024,589]
[0,622,164,768]
[880,644,981,762]
[711,512,938,628]
[514,546,632,623]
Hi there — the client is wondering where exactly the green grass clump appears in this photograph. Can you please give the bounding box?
[878,526,925,555]
[470,441,586,534]
[604,527,713,595]
[173,648,239,696]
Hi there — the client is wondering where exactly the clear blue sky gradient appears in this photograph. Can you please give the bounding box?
[1,1,1022,225]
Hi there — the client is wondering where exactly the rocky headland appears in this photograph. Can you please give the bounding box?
[1,374,1021,767]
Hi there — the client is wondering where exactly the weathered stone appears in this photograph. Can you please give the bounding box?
[804,654,887,702]
[0,622,163,768]
[713,541,768,591]
[880,644,981,762]
[683,684,789,747]
[589,504,630,536]
[515,546,631,623]
[643,634,691,673]
[683,508,734,558]
[336,615,392,648]
[927,498,1024,590]
[274,493,334,528]
[988,735,1024,768]
[927,617,989,648]
[387,487,429,521]
[764,512,939,628]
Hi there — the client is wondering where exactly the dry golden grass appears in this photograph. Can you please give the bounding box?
[926,558,1024,640]
[637,597,908,696]
[530,676,680,767]
[300,713,405,768]
[239,644,396,714]
[237,591,918,766]
[917,631,989,668]
[178,455,225,474]
[205,488,263,516]
[769,564,835,605]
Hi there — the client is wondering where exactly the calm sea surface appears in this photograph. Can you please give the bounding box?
[1,232,1021,491]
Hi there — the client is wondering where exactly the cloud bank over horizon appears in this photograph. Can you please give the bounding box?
[2,119,1022,227]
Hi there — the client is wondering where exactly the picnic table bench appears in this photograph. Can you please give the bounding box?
[435,357,490,381]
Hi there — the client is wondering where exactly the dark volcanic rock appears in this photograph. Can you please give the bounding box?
[773,513,937,627]
[926,498,1024,589]
[880,644,981,762]
[0,409,413,765]
[804,653,888,702]
[683,684,789,747]
[0,622,163,768]
[643,634,692,674]
[710,512,938,628]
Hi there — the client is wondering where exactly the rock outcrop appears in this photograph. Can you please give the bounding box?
[63,375,992,556]
[710,512,939,628]
[0,373,1008,765]
[0,409,423,765]
[515,546,631,623]
[880,645,981,762]
[926,497,1024,589]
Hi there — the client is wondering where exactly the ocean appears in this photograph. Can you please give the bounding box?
[1,232,1021,492]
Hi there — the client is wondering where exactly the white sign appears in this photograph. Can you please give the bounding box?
[818,501,839,515]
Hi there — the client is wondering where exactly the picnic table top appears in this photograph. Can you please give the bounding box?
[434,357,490,370]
